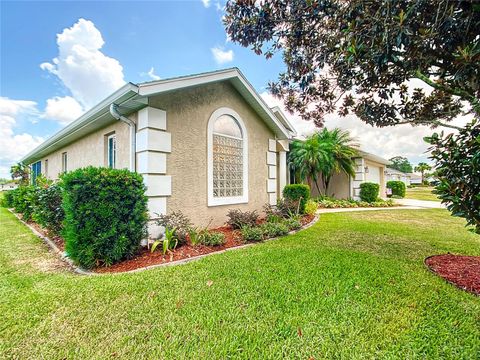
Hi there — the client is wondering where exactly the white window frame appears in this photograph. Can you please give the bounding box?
[207,107,248,206]
[107,134,117,169]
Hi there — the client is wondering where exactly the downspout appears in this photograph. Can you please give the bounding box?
[109,104,136,172]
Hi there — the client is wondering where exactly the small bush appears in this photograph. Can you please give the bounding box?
[261,222,289,238]
[359,182,379,203]
[283,184,310,214]
[387,180,406,198]
[263,199,299,219]
[304,199,317,215]
[12,185,38,221]
[1,190,14,208]
[33,184,64,234]
[283,217,302,231]
[200,231,225,246]
[156,211,192,245]
[226,209,258,229]
[241,225,264,242]
[61,167,148,269]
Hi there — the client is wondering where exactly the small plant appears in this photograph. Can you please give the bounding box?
[261,222,289,238]
[0,190,14,208]
[156,211,192,245]
[151,227,178,254]
[283,217,302,231]
[241,225,264,242]
[304,199,318,215]
[200,231,226,246]
[283,184,310,214]
[359,182,379,203]
[387,181,406,198]
[226,209,258,229]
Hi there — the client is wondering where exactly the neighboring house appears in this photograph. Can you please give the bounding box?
[21,68,296,237]
[310,150,390,200]
[407,172,423,185]
[386,167,411,186]
[0,182,18,191]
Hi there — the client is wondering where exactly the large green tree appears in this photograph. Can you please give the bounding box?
[389,156,413,173]
[224,0,480,232]
[289,128,357,195]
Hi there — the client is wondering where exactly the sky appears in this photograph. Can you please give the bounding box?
[0,0,452,179]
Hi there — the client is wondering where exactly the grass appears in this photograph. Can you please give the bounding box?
[405,186,441,201]
[1,207,479,359]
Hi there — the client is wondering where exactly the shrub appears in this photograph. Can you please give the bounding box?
[12,185,37,221]
[283,217,302,231]
[33,184,64,234]
[387,180,406,198]
[261,222,289,238]
[1,190,14,208]
[304,199,317,215]
[283,184,310,214]
[61,167,148,269]
[263,199,298,219]
[226,209,258,229]
[200,231,225,246]
[241,225,264,242]
[359,182,379,203]
[156,211,192,245]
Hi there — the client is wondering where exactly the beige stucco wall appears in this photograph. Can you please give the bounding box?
[37,121,131,180]
[311,172,351,199]
[149,82,276,227]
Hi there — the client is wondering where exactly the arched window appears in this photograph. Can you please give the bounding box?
[208,108,248,206]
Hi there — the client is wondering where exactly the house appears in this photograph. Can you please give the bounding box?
[310,150,390,200]
[21,68,296,237]
[0,182,18,191]
[407,172,423,185]
[385,167,411,186]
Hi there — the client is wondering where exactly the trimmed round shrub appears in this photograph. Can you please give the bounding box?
[282,184,310,214]
[359,182,379,203]
[387,180,406,198]
[61,167,148,269]
[33,184,64,234]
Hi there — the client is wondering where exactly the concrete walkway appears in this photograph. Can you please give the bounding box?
[317,206,423,214]
[394,198,445,209]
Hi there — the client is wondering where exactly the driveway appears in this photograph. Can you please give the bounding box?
[394,198,446,209]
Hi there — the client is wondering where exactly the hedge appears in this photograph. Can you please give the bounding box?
[33,184,64,235]
[282,184,310,214]
[359,182,379,203]
[387,180,406,198]
[61,167,148,269]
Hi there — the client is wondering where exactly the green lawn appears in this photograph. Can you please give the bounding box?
[1,207,479,359]
[405,186,441,201]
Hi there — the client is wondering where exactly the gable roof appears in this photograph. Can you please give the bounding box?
[355,149,391,166]
[22,68,291,164]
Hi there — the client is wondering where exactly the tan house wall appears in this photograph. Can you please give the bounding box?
[311,172,351,199]
[149,82,275,227]
[38,121,132,180]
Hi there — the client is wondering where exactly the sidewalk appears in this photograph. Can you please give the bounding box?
[394,198,445,209]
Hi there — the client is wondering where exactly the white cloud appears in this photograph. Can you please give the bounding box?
[260,91,461,165]
[147,67,161,81]
[44,96,84,125]
[40,18,125,109]
[202,0,211,8]
[211,46,234,64]
[0,97,44,178]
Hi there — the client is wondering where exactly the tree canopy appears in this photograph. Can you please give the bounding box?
[414,162,432,183]
[389,156,413,173]
[224,0,480,128]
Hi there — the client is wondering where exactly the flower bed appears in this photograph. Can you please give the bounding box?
[316,197,397,209]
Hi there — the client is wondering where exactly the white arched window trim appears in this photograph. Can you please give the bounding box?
[207,107,249,206]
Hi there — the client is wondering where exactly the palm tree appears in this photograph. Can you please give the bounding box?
[10,162,30,185]
[288,128,357,195]
[315,128,358,194]
[414,162,432,184]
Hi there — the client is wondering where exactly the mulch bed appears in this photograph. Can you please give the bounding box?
[21,212,315,274]
[425,254,480,296]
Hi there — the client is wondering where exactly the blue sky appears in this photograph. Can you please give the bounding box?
[0,0,434,178]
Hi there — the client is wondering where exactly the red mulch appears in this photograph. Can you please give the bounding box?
[23,213,315,274]
[425,254,480,296]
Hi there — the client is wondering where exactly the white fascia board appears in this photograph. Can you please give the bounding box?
[21,83,139,164]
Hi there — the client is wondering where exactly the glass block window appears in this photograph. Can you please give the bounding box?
[212,115,243,198]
